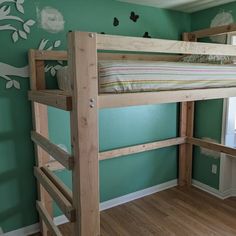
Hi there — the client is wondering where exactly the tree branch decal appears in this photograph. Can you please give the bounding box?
[0,62,29,89]
[0,0,35,42]
[38,39,64,77]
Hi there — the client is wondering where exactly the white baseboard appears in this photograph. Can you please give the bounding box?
[2,179,178,235]
[192,179,231,200]
[100,179,177,211]
[3,223,39,236]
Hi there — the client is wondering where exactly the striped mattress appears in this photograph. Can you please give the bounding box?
[57,61,236,93]
[98,60,236,93]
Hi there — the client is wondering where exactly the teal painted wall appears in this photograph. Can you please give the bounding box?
[191,2,236,189]
[0,0,191,233]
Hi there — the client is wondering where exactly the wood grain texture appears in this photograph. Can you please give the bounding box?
[188,137,236,157]
[97,33,236,56]
[28,90,72,111]
[33,187,236,236]
[68,31,100,236]
[99,137,186,160]
[31,131,73,170]
[98,87,236,108]
[29,50,52,236]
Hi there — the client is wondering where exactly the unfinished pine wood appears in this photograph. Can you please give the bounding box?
[35,50,68,61]
[32,187,236,236]
[34,167,75,222]
[188,137,236,157]
[68,32,100,236]
[178,33,195,187]
[28,90,72,111]
[36,201,63,236]
[98,87,236,108]
[179,102,194,187]
[97,33,236,56]
[46,160,65,172]
[31,131,73,170]
[98,53,183,61]
[29,50,52,236]
[189,23,236,40]
[41,166,73,204]
[99,137,186,161]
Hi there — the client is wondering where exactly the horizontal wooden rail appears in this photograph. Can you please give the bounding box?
[31,131,73,170]
[36,201,63,236]
[34,167,75,221]
[188,23,236,40]
[31,49,183,62]
[28,90,72,111]
[99,137,186,160]
[99,87,236,108]
[187,137,236,157]
[42,166,73,203]
[34,50,68,61]
[97,33,236,56]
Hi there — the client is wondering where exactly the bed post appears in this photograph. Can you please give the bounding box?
[68,32,100,236]
[178,33,195,187]
[28,50,53,235]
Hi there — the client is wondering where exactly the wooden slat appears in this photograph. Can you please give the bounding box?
[189,23,236,40]
[97,33,236,56]
[29,49,52,236]
[98,53,183,61]
[69,32,100,236]
[35,50,68,61]
[187,137,236,157]
[32,49,183,62]
[31,131,73,170]
[36,201,63,236]
[41,166,73,204]
[46,160,65,172]
[98,87,236,108]
[28,90,72,111]
[34,167,75,222]
[99,137,186,161]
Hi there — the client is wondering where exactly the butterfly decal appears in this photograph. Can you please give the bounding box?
[113,17,119,27]
[143,32,151,38]
[130,11,139,22]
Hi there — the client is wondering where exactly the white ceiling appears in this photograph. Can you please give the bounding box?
[118,0,236,13]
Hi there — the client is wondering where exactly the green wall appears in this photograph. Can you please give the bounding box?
[0,0,191,233]
[191,2,236,189]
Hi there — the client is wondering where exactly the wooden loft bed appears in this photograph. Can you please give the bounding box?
[28,23,236,236]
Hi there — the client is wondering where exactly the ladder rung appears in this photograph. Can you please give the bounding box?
[36,201,63,236]
[42,166,73,203]
[31,131,74,170]
[34,167,76,222]
[28,90,72,111]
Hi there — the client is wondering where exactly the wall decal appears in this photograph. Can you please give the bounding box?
[130,11,139,22]
[37,6,65,33]
[113,17,119,27]
[143,32,151,38]
[210,11,234,44]
[0,62,29,89]
[38,39,63,77]
[0,0,35,42]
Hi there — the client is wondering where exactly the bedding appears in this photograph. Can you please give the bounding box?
[57,60,236,93]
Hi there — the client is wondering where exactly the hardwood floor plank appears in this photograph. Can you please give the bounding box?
[31,187,236,236]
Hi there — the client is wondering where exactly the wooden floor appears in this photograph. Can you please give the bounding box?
[34,187,236,236]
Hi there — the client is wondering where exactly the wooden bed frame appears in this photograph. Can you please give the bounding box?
[28,23,236,236]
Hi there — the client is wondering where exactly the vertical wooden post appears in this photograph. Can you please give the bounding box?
[178,33,195,187]
[29,50,52,236]
[68,32,100,236]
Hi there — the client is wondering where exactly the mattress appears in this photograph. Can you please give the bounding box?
[57,61,236,93]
